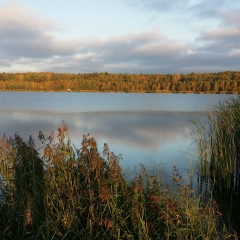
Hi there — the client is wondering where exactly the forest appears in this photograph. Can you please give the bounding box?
[0,71,240,93]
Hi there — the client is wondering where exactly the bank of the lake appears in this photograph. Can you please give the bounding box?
[0,120,232,239]
[1,71,240,93]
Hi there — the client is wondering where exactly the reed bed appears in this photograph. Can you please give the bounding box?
[0,121,231,239]
[192,96,240,236]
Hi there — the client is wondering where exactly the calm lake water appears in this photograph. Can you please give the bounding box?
[0,92,236,183]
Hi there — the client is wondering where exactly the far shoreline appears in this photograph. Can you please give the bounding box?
[0,89,239,94]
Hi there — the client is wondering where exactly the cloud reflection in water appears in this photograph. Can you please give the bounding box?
[0,110,203,183]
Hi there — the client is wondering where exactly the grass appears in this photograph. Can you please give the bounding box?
[192,96,240,237]
[0,121,232,239]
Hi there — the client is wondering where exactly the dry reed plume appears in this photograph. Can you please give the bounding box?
[0,120,232,239]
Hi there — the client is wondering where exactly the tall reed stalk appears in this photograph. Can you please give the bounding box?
[193,96,240,236]
[0,121,232,239]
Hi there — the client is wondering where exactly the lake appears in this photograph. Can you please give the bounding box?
[0,92,236,183]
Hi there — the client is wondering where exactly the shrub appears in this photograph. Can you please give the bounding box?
[0,121,231,239]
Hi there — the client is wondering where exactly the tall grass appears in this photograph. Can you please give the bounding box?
[0,121,231,239]
[193,96,240,236]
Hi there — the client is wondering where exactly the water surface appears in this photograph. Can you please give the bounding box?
[0,92,235,182]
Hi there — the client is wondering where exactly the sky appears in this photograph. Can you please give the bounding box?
[0,0,240,74]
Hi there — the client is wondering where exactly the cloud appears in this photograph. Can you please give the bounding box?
[0,3,79,59]
[189,28,240,72]
[125,0,190,11]
[39,31,190,73]
[6,26,240,74]
[189,0,240,26]
[0,2,240,74]
[200,29,240,44]
[219,10,240,28]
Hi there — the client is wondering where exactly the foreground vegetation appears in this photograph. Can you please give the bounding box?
[0,71,240,93]
[0,121,232,239]
[193,96,240,236]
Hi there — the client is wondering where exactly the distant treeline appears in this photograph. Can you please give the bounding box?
[1,71,240,93]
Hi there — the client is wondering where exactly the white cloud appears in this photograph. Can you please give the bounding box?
[0,3,79,59]
[0,1,240,74]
